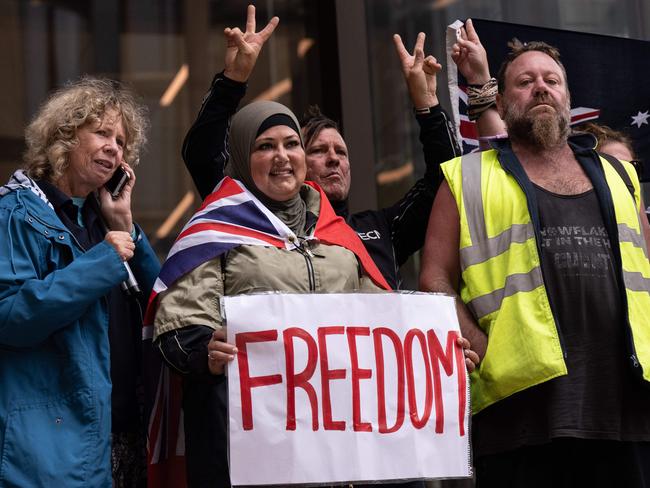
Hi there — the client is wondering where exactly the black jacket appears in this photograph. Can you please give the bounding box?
[182,73,461,289]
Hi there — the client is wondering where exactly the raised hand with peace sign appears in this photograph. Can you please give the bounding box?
[223,4,279,83]
[393,32,441,110]
[451,19,507,136]
[451,18,491,85]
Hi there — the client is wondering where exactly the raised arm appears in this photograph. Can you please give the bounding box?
[451,19,506,139]
[419,181,487,359]
[393,32,461,174]
[182,5,279,199]
[386,33,460,266]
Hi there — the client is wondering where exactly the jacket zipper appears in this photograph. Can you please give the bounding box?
[615,245,643,377]
[295,240,316,292]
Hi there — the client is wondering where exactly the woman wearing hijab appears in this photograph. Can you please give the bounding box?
[151,100,390,487]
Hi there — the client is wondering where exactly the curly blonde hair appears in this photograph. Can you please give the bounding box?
[24,76,149,181]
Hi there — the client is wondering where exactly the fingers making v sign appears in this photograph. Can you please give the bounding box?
[393,32,441,109]
[223,4,279,83]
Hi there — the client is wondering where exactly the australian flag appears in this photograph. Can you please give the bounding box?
[448,18,650,184]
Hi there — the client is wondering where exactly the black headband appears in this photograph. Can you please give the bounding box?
[256,114,301,138]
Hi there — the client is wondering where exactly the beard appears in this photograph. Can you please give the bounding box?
[504,95,571,149]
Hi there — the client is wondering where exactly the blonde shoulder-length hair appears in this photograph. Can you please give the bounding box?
[24,76,149,181]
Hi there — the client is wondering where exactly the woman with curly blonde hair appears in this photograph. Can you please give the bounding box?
[0,76,159,487]
[24,76,148,181]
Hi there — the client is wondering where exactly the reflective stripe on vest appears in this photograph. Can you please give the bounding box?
[459,152,542,319]
[619,223,649,259]
[604,161,650,296]
[619,219,650,293]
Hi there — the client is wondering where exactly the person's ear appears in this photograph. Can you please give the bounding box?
[496,93,505,119]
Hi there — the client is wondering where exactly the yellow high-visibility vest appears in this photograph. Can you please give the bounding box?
[442,149,650,414]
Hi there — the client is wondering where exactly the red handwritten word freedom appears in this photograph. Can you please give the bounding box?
[235,327,467,436]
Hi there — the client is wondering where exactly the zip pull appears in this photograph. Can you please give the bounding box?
[631,355,640,368]
[301,243,315,258]
[297,237,315,258]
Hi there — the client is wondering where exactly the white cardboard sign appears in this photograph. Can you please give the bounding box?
[224,292,470,486]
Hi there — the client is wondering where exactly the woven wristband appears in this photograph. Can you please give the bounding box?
[467,77,497,121]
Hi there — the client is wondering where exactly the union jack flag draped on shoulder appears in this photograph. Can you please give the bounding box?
[144,177,389,328]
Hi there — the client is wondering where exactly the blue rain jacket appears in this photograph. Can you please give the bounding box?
[0,173,159,487]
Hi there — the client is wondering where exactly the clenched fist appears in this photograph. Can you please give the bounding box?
[105,231,135,262]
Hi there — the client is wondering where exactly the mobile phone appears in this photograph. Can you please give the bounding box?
[104,166,130,199]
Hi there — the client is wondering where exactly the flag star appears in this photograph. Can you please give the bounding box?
[631,110,649,128]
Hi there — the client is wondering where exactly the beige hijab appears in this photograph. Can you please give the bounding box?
[225,101,308,235]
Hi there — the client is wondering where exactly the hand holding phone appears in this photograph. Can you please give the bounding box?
[104,166,130,199]
[99,163,135,234]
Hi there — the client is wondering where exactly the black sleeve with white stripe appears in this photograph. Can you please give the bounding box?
[181,72,247,200]
[388,106,461,267]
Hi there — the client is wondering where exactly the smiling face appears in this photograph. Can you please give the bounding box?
[250,125,306,202]
[304,128,351,202]
[497,50,571,148]
[59,108,126,197]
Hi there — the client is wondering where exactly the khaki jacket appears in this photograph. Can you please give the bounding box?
[154,186,381,339]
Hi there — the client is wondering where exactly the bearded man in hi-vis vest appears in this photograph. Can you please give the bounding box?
[420,38,650,487]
